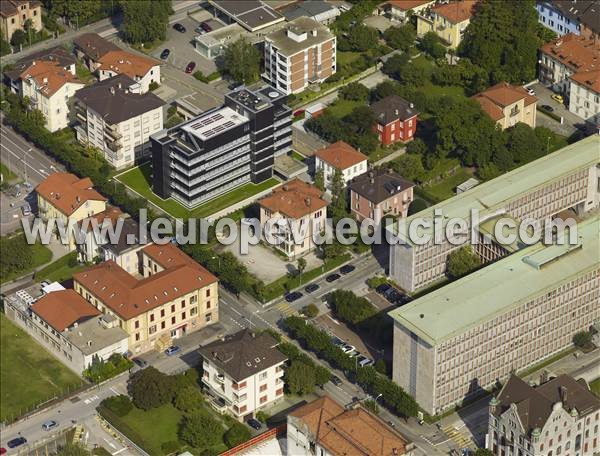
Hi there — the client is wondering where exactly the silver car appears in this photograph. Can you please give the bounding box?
[42,420,58,431]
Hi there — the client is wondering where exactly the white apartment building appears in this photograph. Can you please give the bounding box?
[389,215,600,415]
[569,70,600,127]
[198,329,287,421]
[264,16,336,94]
[487,374,600,456]
[314,141,368,190]
[388,135,600,293]
[74,74,164,169]
[259,178,328,259]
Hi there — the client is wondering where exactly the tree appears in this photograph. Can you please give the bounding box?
[297,257,307,277]
[419,32,446,59]
[374,359,387,375]
[363,399,379,415]
[406,138,427,156]
[0,38,11,56]
[573,331,592,348]
[223,38,261,85]
[408,198,428,215]
[179,410,224,448]
[302,303,319,318]
[173,386,203,411]
[330,290,377,326]
[285,361,316,395]
[314,169,325,191]
[383,24,416,52]
[338,82,369,101]
[314,365,332,386]
[10,29,26,47]
[345,25,378,52]
[344,105,375,136]
[121,0,171,44]
[224,423,251,448]
[382,53,410,79]
[388,153,425,182]
[128,366,176,410]
[101,395,133,417]
[330,169,348,223]
[447,246,481,280]
[56,443,90,456]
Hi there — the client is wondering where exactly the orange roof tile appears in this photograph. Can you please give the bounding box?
[259,178,328,219]
[384,0,433,11]
[570,69,600,93]
[290,396,411,456]
[78,207,124,232]
[20,60,83,97]
[73,254,217,321]
[540,34,600,73]
[432,0,478,23]
[473,82,537,121]
[98,50,160,79]
[142,243,198,270]
[36,173,107,216]
[315,141,368,171]
[31,289,100,332]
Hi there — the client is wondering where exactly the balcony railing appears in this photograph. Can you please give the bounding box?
[104,125,122,141]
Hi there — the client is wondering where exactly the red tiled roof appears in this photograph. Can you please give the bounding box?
[540,33,600,73]
[473,82,537,121]
[259,178,328,219]
[142,243,198,270]
[36,173,107,216]
[78,207,124,232]
[19,60,83,97]
[570,69,600,93]
[384,0,433,11]
[98,50,160,79]
[432,0,478,23]
[31,289,100,332]
[315,141,367,171]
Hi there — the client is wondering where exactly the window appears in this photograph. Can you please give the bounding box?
[171,316,176,325]
[191,295,197,304]
[149,325,157,334]
[181,300,186,308]
[135,333,140,341]
[150,313,154,322]
[205,313,212,323]
[259,371,268,381]
[259,384,267,392]
[160,309,165,317]
[206,301,211,310]
[259,396,267,404]
[276,388,283,396]
[171,304,175,313]
[190,307,198,316]
[161,321,165,329]
[135,320,140,329]
[206,289,211,298]
[181,312,186,320]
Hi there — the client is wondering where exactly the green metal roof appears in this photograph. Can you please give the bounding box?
[477,215,529,253]
[388,215,600,346]
[390,135,600,245]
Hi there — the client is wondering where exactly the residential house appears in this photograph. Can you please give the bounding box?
[536,0,600,39]
[24,289,128,373]
[73,74,165,169]
[198,329,287,420]
[76,206,125,263]
[378,0,436,23]
[416,0,478,49]
[36,172,107,250]
[263,17,336,94]
[73,33,161,93]
[349,168,414,223]
[73,243,218,354]
[287,396,414,456]
[258,178,328,259]
[314,141,368,189]
[371,95,419,145]
[281,1,341,25]
[487,374,600,456]
[569,69,600,126]
[4,47,84,132]
[0,0,42,42]
[539,33,600,96]
[473,82,538,129]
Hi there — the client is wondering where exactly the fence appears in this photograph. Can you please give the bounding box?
[219,424,286,456]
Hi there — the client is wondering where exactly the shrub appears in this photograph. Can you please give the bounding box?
[128,366,176,410]
[256,411,270,423]
[173,386,203,411]
[224,422,251,448]
[374,359,387,375]
[329,290,377,326]
[101,395,133,417]
[302,304,319,318]
[366,276,388,289]
[148,81,159,91]
[67,254,79,268]
[573,331,592,348]
[160,441,180,455]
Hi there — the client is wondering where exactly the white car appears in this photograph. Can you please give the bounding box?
[357,355,374,367]
[526,87,535,96]
[341,344,356,354]
[347,349,360,358]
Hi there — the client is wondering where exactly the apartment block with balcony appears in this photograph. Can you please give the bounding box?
[390,215,600,415]
[487,374,600,455]
[388,135,600,293]
[264,16,336,94]
[259,178,328,259]
[73,243,219,354]
[151,86,291,209]
[74,74,165,169]
[473,82,538,130]
[416,0,478,49]
[0,0,42,42]
[198,329,287,420]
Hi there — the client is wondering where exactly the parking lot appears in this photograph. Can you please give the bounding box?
[530,82,586,137]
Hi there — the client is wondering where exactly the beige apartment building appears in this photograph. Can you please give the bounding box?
[0,0,42,42]
[264,17,336,94]
[390,215,600,415]
[388,135,600,292]
[73,243,218,354]
[259,178,328,259]
[416,0,478,49]
[473,82,538,130]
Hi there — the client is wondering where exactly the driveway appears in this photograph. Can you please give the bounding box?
[530,82,586,137]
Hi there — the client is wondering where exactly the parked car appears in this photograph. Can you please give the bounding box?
[195,26,206,34]
[346,349,359,358]
[551,94,564,104]
[7,438,27,449]
[165,345,181,356]
[1,447,7,454]
[247,418,262,430]
[185,61,196,74]
[526,87,535,96]
[133,357,148,368]
[357,355,374,367]
[340,344,356,354]
[339,264,355,275]
[386,289,404,304]
[173,23,186,33]
[200,21,212,32]
[160,49,171,60]
[375,283,391,294]
[40,280,50,289]
[332,337,344,346]
[304,283,319,293]
[22,203,31,216]
[42,420,58,431]
[541,104,554,112]
[326,273,341,283]
[13,184,21,197]
[330,375,342,386]
[285,291,303,303]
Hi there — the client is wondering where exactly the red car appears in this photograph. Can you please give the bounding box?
[185,62,196,74]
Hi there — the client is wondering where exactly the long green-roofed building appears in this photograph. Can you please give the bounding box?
[389,135,600,292]
[389,215,600,415]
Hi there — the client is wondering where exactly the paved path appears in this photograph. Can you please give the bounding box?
[373,147,406,166]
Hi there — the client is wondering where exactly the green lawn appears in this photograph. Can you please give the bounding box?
[116,163,279,219]
[1,242,53,284]
[337,51,362,68]
[0,161,17,182]
[76,61,95,84]
[119,404,184,455]
[591,378,600,398]
[35,251,86,283]
[291,151,306,163]
[0,314,83,422]
[326,99,364,118]
[420,168,474,202]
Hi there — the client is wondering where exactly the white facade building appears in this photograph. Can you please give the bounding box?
[314,140,368,189]
[569,70,600,127]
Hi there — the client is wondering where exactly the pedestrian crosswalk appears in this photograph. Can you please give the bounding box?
[276,302,298,317]
[442,425,474,449]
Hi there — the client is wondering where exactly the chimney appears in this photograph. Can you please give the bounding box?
[370,178,375,184]
[305,197,311,206]
[409,103,414,109]
[560,386,568,404]
[311,29,317,37]
[283,184,289,191]
[118,82,122,89]
[110,87,115,95]
[540,369,549,384]
[394,109,399,116]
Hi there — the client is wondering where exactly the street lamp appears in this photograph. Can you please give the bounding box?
[374,393,382,403]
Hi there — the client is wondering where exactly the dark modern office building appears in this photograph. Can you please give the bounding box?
[151,86,292,208]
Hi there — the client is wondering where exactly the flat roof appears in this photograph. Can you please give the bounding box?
[477,214,529,254]
[181,106,248,140]
[265,16,334,56]
[210,0,284,31]
[194,23,255,48]
[273,154,308,178]
[389,135,600,245]
[63,315,129,355]
[389,215,600,346]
